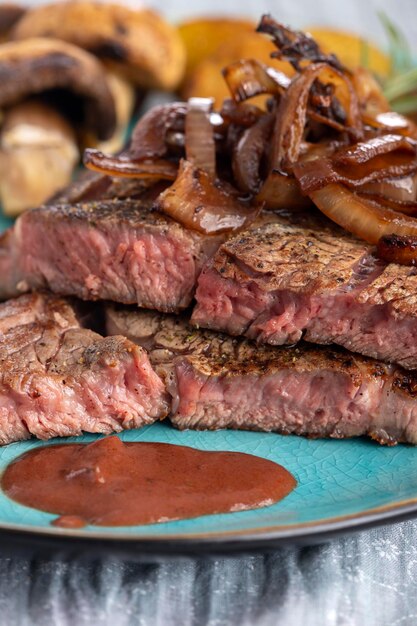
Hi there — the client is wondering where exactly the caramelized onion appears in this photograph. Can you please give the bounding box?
[84,150,178,180]
[363,111,413,132]
[220,100,264,128]
[310,183,417,244]
[185,98,216,177]
[156,159,259,234]
[295,155,417,193]
[311,65,363,138]
[232,113,274,193]
[377,234,417,265]
[223,59,290,103]
[333,134,416,165]
[271,63,327,170]
[271,63,362,172]
[352,67,390,117]
[352,68,417,137]
[358,193,417,216]
[294,135,417,194]
[257,16,346,73]
[130,103,187,160]
[357,175,417,204]
[256,171,311,210]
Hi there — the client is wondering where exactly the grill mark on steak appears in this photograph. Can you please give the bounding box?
[192,212,417,370]
[105,304,417,445]
[0,293,169,445]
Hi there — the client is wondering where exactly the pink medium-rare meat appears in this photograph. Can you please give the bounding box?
[192,213,417,370]
[0,198,222,312]
[0,293,169,445]
[105,305,417,445]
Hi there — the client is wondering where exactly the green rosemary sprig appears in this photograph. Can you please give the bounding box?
[379,12,417,115]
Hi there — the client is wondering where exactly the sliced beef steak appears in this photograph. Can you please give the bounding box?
[106,305,417,445]
[0,293,169,444]
[192,214,417,369]
[0,198,222,312]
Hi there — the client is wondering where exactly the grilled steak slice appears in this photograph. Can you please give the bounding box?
[106,305,417,445]
[0,293,169,445]
[192,214,417,370]
[0,198,222,312]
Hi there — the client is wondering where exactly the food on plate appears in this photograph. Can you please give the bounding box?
[178,17,256,76]
[0,293,169,445]
[106,306,417,445]
[0,198,224,311]
[191,211,417,370]
[94,70,136,155]
[0,3,25,41]
[11,1,186,91]
[0,100,79,217]
[0,1,186,214]
[2,436,296,526]
[305,28,391,78]
[0,38,115,138]
[179,18,294,107]
[0,37,116,215]
[2,15,417,453]
[83,15,417,267]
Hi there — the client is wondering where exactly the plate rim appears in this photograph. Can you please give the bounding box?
[0,495,417,554]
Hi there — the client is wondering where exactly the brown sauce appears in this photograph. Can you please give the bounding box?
[1,436,296,527]
[52,515,87,529]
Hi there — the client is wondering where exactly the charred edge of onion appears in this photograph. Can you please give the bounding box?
[256,15,347,73]
[377,234,417,265]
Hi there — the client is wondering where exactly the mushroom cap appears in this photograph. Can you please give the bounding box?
[0,3,25,40]
[0,37,117,140]
[11,2,186,91]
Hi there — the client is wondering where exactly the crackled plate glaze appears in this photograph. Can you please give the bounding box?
[1,218,417,552]
[0,422,417,551]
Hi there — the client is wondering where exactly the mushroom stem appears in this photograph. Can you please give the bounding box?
[0,100,79,215]
[93,70,136,155]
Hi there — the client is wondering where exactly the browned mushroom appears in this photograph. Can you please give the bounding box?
[0,37,117,215]
[0,3,25,42]
[0,100,79,216]
[0,37,116,140]
[10,2,187,158]
[11,1,186,91]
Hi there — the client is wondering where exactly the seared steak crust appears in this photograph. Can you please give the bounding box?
[0,198,222,312]
[106,305,417,445]
[192,213,417,369]
[0,293,169,444]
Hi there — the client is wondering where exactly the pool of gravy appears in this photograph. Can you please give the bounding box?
[1,436,296,527]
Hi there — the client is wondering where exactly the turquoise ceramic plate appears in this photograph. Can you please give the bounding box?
[1,422,417,552]
[1,216,417,553]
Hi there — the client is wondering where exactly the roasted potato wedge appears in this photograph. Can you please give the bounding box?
[178,17,255,76]
[306,28,391,78]
[181,28,294,108]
